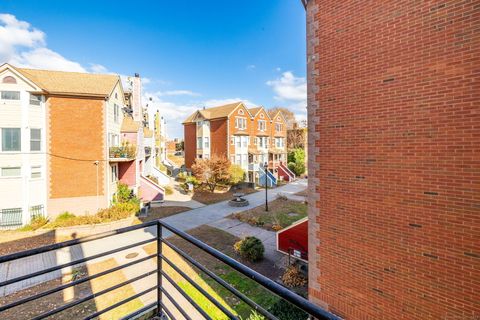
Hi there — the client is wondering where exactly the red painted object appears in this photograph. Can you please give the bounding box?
[276,218,308,262]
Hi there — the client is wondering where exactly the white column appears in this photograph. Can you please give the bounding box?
[21,90,29,225]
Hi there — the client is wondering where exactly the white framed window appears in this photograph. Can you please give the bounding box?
[1,167,21,177]
[30,94,42,106]
[275,123,283,132]
[31,166,41,179]
[236,137,241,148]
[258,120,266,131]
[254,137,258,145]
[2,128,21,151]
[197,137,203,148]
[111,165,118,182]
[197,121,203,127]
[109,133,119,147]
[204,137,209,148]
[236,155,241,165]
[235,117,247,130]
[30,129,41,151]
[242,136,248,147]
[1,91,20,100]
[114,104,120,123]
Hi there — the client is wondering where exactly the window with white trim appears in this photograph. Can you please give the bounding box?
[1,91,20,100]
[1,167,21,177]
[30,129,41,151]
[111,165,118,182]
[258,120,266,131]
[197,137,203,148]
[31,166,41,179]
[204,137,209,148]
[275,123,283,132]
[235,117,247,130]
[1,128,21,151]
[30,94,42,106]
[114,104,120,123]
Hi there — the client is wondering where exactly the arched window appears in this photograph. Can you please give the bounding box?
[2,76,16,84]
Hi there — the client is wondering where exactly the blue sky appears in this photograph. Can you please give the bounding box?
[0,1,307,138]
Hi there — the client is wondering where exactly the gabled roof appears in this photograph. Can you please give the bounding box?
[183,101,252,124]
[249,106,271,120]
[121,116,141,133]
[269,110,286,123]
[14,67,120,97]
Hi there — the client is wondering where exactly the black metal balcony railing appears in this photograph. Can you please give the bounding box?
[0,220,339,320]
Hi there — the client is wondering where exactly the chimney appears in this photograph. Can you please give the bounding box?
[131,74,142,122]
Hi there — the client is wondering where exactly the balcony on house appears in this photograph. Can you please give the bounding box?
[0,220,339,320]
[109,145,136,161]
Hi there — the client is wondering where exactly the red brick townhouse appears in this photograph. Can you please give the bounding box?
[305,1,479,319]
[183,102,293,184]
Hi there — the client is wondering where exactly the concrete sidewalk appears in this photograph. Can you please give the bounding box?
[160,179,307,237]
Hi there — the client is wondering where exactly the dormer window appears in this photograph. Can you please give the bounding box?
[2,76,16,84]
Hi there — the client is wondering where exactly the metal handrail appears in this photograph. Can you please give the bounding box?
[0,219,339,320]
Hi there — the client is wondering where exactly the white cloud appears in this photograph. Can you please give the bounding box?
[266,71,306,101]
[266,71,307,120]
[155,90,200,97]
[0,13,90,72]
[247,64,256,70]
[89,63,108,73]
[204,98,256,108]
[143,93,257,139]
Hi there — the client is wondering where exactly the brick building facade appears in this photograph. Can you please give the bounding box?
[183,102,291,183]
[306,1,479,319]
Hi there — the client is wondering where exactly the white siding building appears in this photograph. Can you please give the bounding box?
[0,65,47,228]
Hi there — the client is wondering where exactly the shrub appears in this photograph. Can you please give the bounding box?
[234,236,264,262]
[18,215,49,231]
[116,182,134,203]
[177,171,187,182]
[246,311,265,320]
[164,185,174,195]
[288,161,306,176]
[269,299,308,320]
[281,265,307,287]
[229,164,245,185]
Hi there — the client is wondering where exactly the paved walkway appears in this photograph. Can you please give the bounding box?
[160,179,307,238]
[159,180,205,209]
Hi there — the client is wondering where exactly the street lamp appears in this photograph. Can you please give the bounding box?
[264,162,269,212]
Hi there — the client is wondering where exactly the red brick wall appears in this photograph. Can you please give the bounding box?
[210,118,228,159]
[48,96,105,198]
[307,1,480,320]
[184,123,196,169]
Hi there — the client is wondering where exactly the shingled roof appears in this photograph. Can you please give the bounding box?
[183,102,253,123]
[15,67,120,97]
